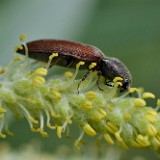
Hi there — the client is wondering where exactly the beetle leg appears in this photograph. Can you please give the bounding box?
[77,70,91,94]
[96,71,103,91]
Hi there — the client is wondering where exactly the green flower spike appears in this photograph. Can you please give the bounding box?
[0,39,160,153]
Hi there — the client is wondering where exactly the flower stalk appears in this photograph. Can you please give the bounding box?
[0,52,160,152]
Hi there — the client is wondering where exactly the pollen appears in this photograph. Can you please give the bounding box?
[89,62,97,70]
[76,61,85,68]
[26,98,37,104]
[157,99,160,106]
[83,123,96,136]
[104,133,114,144]
[64,71,73,79]
[57,126,63,138]
[85,91,96,100]
[5,128,14,137]
[105,122,119,134]
[28,116,38,124]
[98,108,107,117]
[81,101,93,110]
[13,56,23,61]
[142,92,155,99]
[0,67,6,74]
[0,133,6,138]
[49,53,59,60]
[113,77,123,87]
[129,87,143,94]
[39,129,49,138]
[19,34,27,42]
[115,132,123,142]
[146,124,157,137]
[136,135,150,147]
[123,112,132,121]
[129,87,138,93]
[0,106,6,113]
[34,67,48,76]
[91,110,105,122]
[134,98,146,107]
[47,123,56,130]
[113,77,123,83]
[144,113,156,123]
[50,90,62,100]
[33,76,46,86]
[14,45,23,52]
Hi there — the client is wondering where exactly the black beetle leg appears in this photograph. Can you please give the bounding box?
[96,71,103,91]
[77,70,91,94]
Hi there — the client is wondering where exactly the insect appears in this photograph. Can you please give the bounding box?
[16,39,132,91]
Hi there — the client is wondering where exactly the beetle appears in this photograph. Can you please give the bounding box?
[16,39,132,91]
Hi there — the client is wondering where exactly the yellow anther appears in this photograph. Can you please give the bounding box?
[113,77,123,83]
[33,76,46,86]
[49,53,59,60]
[104,133,114,144]
[64,71,73,79]
[28,116,38,124]
[129,87,138,93]
[153,137,160,146]
[19,33,27,42]
[31,128,39,132]
[83,123,96,136]
[50,90,62,100]
[14,56,23,61]
[98,108,107,117]
[14,45,23,52]
[136,135,150,147]
[91,111,105,122]
[85,91,96,100]
[34,68,48,76]
[0,107,6,113]
[39,129,49,138]
[66,117,72,124]
[116,81,123,86]
[51,111,61,119]
[121,140,129,149]
[142,92,155,99]
[147,109,158,117]
[57,126,63,138]
[129,87,143,93]
[115,132,123,142]
[123,112,132,121]
[5,128,14,136]
[0,67,6,74]
[76,61,85,68]
[157,99,160,106]
[146,124,157,137]
[89,62,97,70]
[156,134,160,141]
[47,122,56,130]
[132,141,142,148]
[27,98,37,104]
[144,114,156,123]
[106,122,119,133]
[0,133,6,138]
[113,77,123,87]
[134,98,146,107]
[81,101,93,110]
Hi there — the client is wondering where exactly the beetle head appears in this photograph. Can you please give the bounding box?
[100,57,132,91]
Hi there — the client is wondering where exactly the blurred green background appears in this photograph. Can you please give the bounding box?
[0,0,160,159]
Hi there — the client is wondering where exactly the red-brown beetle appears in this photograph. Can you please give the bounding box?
[16,39,132,91]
